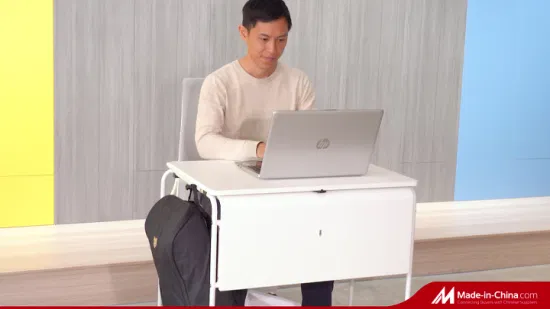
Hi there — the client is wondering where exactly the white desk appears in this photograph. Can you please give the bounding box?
[159,160,418,306]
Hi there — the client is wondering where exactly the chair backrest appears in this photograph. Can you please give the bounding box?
[178,78,205,161]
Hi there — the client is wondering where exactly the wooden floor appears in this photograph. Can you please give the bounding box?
[127,264,550,306]
[276,263,550,306]
[1,196,549,306]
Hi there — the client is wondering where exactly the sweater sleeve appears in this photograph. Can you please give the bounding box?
[194,75,260,161]
[297,72,316,111]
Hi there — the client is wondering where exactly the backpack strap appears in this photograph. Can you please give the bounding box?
[185,184,213,227]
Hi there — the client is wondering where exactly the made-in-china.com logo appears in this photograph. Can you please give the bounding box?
[432,287,455,304]
[430,285,538,305]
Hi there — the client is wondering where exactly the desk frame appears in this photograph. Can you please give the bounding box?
[158,168,417,306]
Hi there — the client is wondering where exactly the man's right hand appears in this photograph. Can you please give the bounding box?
[256,142,266,158]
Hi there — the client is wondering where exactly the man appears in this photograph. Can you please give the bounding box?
[194,0,335,306]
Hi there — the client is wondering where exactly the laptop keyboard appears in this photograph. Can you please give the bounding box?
[250,164,262,174]
[240,160,262,174]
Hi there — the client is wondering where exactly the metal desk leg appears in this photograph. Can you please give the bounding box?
[160,170,173,198]
[157,170,176,306]
[157,283,162,306]
[206,193,219,306]
[405,189,417,300]
[349,279,355,306]
[405,272,412,300]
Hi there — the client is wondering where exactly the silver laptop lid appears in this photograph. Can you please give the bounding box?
[259,109,384,179]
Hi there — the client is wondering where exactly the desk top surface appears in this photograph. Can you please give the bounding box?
[167,160,417,196]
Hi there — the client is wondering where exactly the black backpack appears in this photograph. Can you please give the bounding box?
[144,184,247,306]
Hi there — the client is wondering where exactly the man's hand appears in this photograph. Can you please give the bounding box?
[256,142,266,158]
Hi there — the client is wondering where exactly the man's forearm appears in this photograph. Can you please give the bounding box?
[196,133,260,161]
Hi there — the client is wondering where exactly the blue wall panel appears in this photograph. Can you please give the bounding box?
[455,0,550,200]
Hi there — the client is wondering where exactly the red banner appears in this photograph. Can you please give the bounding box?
[397,281,549,307]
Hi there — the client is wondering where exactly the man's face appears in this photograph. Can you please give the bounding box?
[240,17,289,71]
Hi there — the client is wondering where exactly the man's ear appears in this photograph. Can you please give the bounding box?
[238,25,248,40]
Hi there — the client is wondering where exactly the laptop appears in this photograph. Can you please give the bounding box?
[236,109,384,179]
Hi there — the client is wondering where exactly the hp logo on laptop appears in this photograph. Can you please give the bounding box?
[316,138,330,149]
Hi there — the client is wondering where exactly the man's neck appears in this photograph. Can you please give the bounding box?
[238,55,277,79]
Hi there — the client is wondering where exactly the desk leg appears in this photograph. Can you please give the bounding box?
[160,170,173,198]
[157,282,162,306]
[157,170,176,306]
[207,194,219,307]
[405,188,417,300]
[349,279,355,306]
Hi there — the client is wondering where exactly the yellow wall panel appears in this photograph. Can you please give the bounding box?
[0,0,54,227]
[0,176,54,228]
[0,0,54,177]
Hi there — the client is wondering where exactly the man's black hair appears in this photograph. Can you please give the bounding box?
[242,0,292,31]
